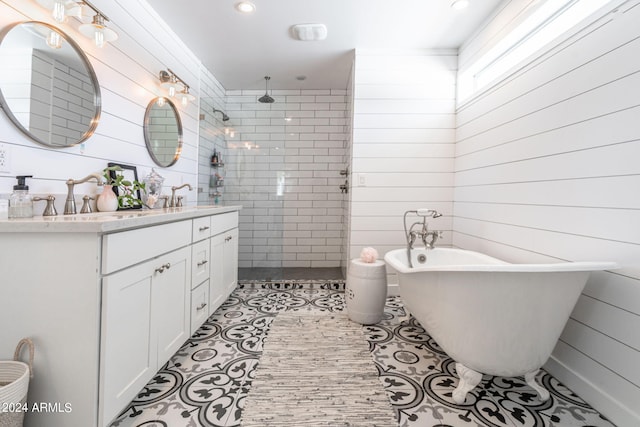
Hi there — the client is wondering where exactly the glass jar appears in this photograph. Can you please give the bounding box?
[142,168,164,208]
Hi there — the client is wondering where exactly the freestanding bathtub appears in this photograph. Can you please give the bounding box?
[384,247,617,404]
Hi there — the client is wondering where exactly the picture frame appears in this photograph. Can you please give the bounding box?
[107,162,142,210]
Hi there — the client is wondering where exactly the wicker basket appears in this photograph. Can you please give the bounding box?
[0,339,34,427]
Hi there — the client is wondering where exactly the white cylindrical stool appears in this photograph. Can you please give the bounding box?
[346,259,387,324]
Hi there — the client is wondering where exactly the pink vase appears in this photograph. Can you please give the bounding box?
[97,185,119,212]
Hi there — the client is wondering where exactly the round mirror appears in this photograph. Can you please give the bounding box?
[0,21,101,147]
[143,97,183,167]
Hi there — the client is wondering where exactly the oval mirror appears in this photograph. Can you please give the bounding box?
[0,21,101,147]
[144,97,183,167]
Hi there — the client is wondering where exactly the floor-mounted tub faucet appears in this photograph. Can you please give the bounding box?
[65,173,104,214]
[169,184,193,207]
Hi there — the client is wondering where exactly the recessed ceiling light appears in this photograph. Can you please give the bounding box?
[451,0,469,10]
[235,2,256,13]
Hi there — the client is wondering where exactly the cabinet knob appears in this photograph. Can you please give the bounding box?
[154,262,171,274]
[199,226,210,232]
[197,259,208,267]
[196,302,207,311]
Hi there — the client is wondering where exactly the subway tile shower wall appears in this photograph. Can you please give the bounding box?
[223,89,349,268]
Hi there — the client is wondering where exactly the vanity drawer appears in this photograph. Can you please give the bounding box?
[102,220,192,274]
[190,280,210,334]
[210,211,238,234]
[191,239,210,288]
[192,216,212,242]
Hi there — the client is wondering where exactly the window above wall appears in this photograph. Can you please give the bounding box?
[458,0,619,104]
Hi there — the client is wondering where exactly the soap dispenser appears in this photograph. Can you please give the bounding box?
[9,175,34,218]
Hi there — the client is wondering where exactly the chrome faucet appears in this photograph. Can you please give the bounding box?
[65,173,104,215]
[404,209,443,268]
[169,184,192,207]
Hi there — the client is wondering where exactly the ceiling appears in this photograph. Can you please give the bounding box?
[146,0,503,91]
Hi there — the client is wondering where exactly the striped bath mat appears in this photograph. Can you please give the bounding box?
[241,312,397,426]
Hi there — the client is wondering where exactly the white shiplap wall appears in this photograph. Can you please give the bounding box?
[0,0,201,208]
[455,1,640,425]
[350,50,457,283]
[223,89,348,268]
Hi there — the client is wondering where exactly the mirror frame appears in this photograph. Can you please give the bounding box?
[0,21,101,147]
[143,97,183,168]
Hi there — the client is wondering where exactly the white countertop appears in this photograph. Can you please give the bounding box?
[0,205,242,233]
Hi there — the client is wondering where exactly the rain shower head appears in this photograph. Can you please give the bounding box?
[258,76,275,103]
[213,108,229,121]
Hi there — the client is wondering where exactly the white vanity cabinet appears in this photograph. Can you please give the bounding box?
[100,245,191,426]
[190,222,212,335]
[209,213,239,311]
[0,206,240,427]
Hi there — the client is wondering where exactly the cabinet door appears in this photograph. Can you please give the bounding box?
[223,227,239,298]
[100,260,156,427]
[154,246,191,363]
[209,232,226,314]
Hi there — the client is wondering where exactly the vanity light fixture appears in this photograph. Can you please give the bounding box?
[451,0,470,10]
[159,69,196,105]
[160,71,180,97]
[35,0,83,23]
[34,0,72,23]
[35,0,118,47]
[77,0,118,47]
[178,87,195,107]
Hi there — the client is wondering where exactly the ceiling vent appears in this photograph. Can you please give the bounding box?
[291,23,327,41]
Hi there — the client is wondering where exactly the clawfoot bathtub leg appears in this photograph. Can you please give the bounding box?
[525,370,550,401]
[452,363,482,404]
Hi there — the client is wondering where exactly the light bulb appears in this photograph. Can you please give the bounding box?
[157,97,166,107]
[94,28,105,48]
[52,0,66,23]
[168,86,176,97]
[178,88,195,106]
[46,31,62,49]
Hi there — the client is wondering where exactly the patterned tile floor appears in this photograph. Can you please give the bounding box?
[109,281,615,427]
